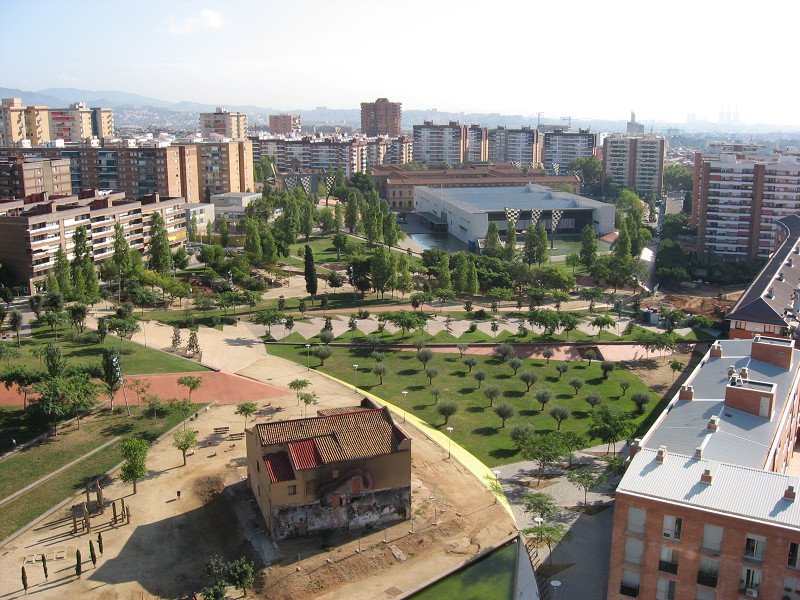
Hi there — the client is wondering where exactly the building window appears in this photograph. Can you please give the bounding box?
[306,480,316,495]
[288,485,297,496]
[785,576,800,599]
[744,534,766,562]
[626,507,646,537]
[741,566,761,596]
[663,515,682,541]
[701,524,724,555]
[659,546,679,575]
[695,588,715,600]
[697,556,719,588]
[623,538,644,567]
[620,569,640,598]
[656,578,676,600]
[790,542,799,569]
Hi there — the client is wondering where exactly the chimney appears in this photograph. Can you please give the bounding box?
[694,447,703,459]
[794,246,799,255]
[779,273,785,281]
[708,416,719,431]
[629,438,642,460]
[786,485,796,501]
[789,258,794,268]
[656,446,667,463]
[727,365,737,377]
[701,468,713,484]
[710,342,722,358]
[679,385,694,400]
[740,366,749,379]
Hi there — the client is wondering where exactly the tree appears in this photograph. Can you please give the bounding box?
[226,557,255,597]
[101,347,122,413]
[535,388,553,411]
[119,437,148,494]
[457,343,469,358]
[41,310,67,339]
[416,348,434,369]
[187,330,200,356]
[473,369,487,388]
[510,423,535,448]
[508,356,523,375]
[568,377,584,395]
[483,384,501,407]
[76,549,82,578]
[584,390,602,411]
[332,232,349,261]
[288,379,311,405]
[580,286,604,312]
[534,224,549,266]
[558,430,586,466]
[147,212,172,275]
[669,359,686,380]
[584,349,597,365]
[520,432,564,483]
[496,342,515,362]
[579,225,598,270]
[299,391,318,416]
[28,294,43,319]
[565,253,581,275]
[319,329,334,344]
[590,316,615,338]
[0,343,21,366]
[254,309,284,337]
[504,218,517,261]
[303,245,318,300]
[631,390,651,414]
[568,468,607,507]
[370,245,395,298]
[542,348,554,364]
[8,310,22,346]
[1,365,39,409]
[313,345,332,366]
[177,375,203,401]
[235,402,258,429]
[549,405,570,430]
[663,163,693,192]
[601,360,616,380]
[519,370,538,392]
[522,492,560,521]
[466,261,480,297]
[173,429,197,466]
[619,380,631,396]
[31,373,98,434]
[219,214,229,247]
[373,363,388,385]
[425,366,439,385]
[589,404,635,454]
[436,398,458,424]
[494,401,517,427]
[483,222,503,258]
[205,555,227,585]
[462,356,478,372]
[429,386,442,404]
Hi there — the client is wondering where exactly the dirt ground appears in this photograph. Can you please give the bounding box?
[625,351,696,397]
[660,290,741,320]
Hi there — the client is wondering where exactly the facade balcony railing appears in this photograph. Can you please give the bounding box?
[620,583,640,598]
[696,572,717,588]
[658,560,679,575]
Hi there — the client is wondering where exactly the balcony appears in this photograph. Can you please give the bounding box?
[620,583,639,598]
[697,572,718,588]
[658,560,679,575]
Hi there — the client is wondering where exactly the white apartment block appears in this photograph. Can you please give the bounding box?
[543,129,597,175]
[200,107,248,140]
[602,134,665,196]
[412,121,467,165]
[488,126,541,165]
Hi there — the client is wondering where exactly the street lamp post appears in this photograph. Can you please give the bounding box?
[118,265,123,302]
[353,365,359,391]
[305,344,311,371]
[112,356,132,417]
[401,390,408,422]
[493,470,501,504]
[551,580,561,600]
[446,426,453,458]
[534,516,544,544]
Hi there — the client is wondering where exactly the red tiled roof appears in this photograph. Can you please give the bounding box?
[256,407,406,464]
[287,438,324,470]
[263,452,295,483]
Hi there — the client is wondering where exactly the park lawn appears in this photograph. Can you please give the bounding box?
[21,323,209,376]
[267,344,658,467]
[0,405,193,540]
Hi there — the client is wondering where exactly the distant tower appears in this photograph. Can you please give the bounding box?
[627,111,645,136]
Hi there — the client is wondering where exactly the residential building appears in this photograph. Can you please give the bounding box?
[627,111,645,136]
[200,107,248,139]
[49,102,114,143]
[361,98,402,137]
[725,215,800,339]
[269,114,301,136]
[209,191,260,230]
[197,140,254,199]
[692,151,800,261]
[414,184,614,251]
[602,134,666,196]
[371,164,580,211]
[466,125,489,163]
[245,398,411,540]
[607,332,800,600]
[412,121,468,165]
[488,126,542,165]
[543,129,597,175]
[184,203,215,241]
[0,190,185,291]
[0,157,71,199]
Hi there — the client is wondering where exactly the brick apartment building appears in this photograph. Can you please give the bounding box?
[200,107,248,139]
[268,114,301,136]
[1,98,114,145]
[0,190,186,292]
[602,133,666,196]
[488,126,542,165]
[412,121,470,165]
[692,148,800,261]
[607,330,800,600]
[360,98,402,137]
[0,157,71,199]
[370,164,581,211]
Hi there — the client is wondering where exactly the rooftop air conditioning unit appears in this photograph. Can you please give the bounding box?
[746,589,758,598]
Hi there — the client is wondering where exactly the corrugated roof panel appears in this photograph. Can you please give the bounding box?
[288,438,323,470]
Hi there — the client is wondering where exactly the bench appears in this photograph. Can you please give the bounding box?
[213,427,230,434]
[229,432,245,440]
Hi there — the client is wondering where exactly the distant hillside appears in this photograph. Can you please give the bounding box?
[0,87,66,107]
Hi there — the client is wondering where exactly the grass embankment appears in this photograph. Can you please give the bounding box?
[0,405,194,540]
[268,344,657,467]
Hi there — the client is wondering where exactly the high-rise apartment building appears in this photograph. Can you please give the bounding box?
[692,150,800,261]
[543,129,597,175]
[197,141,254,198]
[602,134,666,196]
[0,157,71,198]
[0,99,111,145]
[360,98,402,137]
[0,190,186,291]
[200,107,248,139]
[268,114,301,136]
[466,125,489,163]
[412,121,469,165]
[488,126,541,165]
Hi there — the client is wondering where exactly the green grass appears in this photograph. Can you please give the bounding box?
[0,405,193,540]
[267,344,657,467]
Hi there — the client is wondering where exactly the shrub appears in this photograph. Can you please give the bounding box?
[496,342,515,362]
[220,316,237,326]
[509,423,535,447]
[467,322,478,333]
[631,391,651,414]
[474,309,488,320]
[319,329,335,345]
[357,309,371,319]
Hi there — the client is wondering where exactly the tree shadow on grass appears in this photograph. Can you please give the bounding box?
[101,422,134,436]
[587,377,604,386]
[572,410,590,420]
[413,404,432,410]
[557,393,573,400]
[472,426,498,436]
[546,376,560,383]
[520,409,539,417]
[407,385,425,392]
[458,387,477,395]
[397,369,418,376]
[489,447,519,460]
[466,406,485,413]
[503,390,525,398]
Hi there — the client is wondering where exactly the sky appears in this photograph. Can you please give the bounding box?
[1,0,797,126]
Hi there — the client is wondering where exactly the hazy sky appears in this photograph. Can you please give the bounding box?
[1,0,796,125]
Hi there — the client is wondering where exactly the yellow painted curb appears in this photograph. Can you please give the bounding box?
[324,373,516,521]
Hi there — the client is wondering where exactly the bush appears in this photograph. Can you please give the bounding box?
[63,331,101,344]
[631,391,651,414]
[319,330,335,345]
[474,309,488,320]
[509,423,535,447]
[220,316,237,326]
[178,316,196,329]
[357,309,371,319]
[467,322,478,333]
